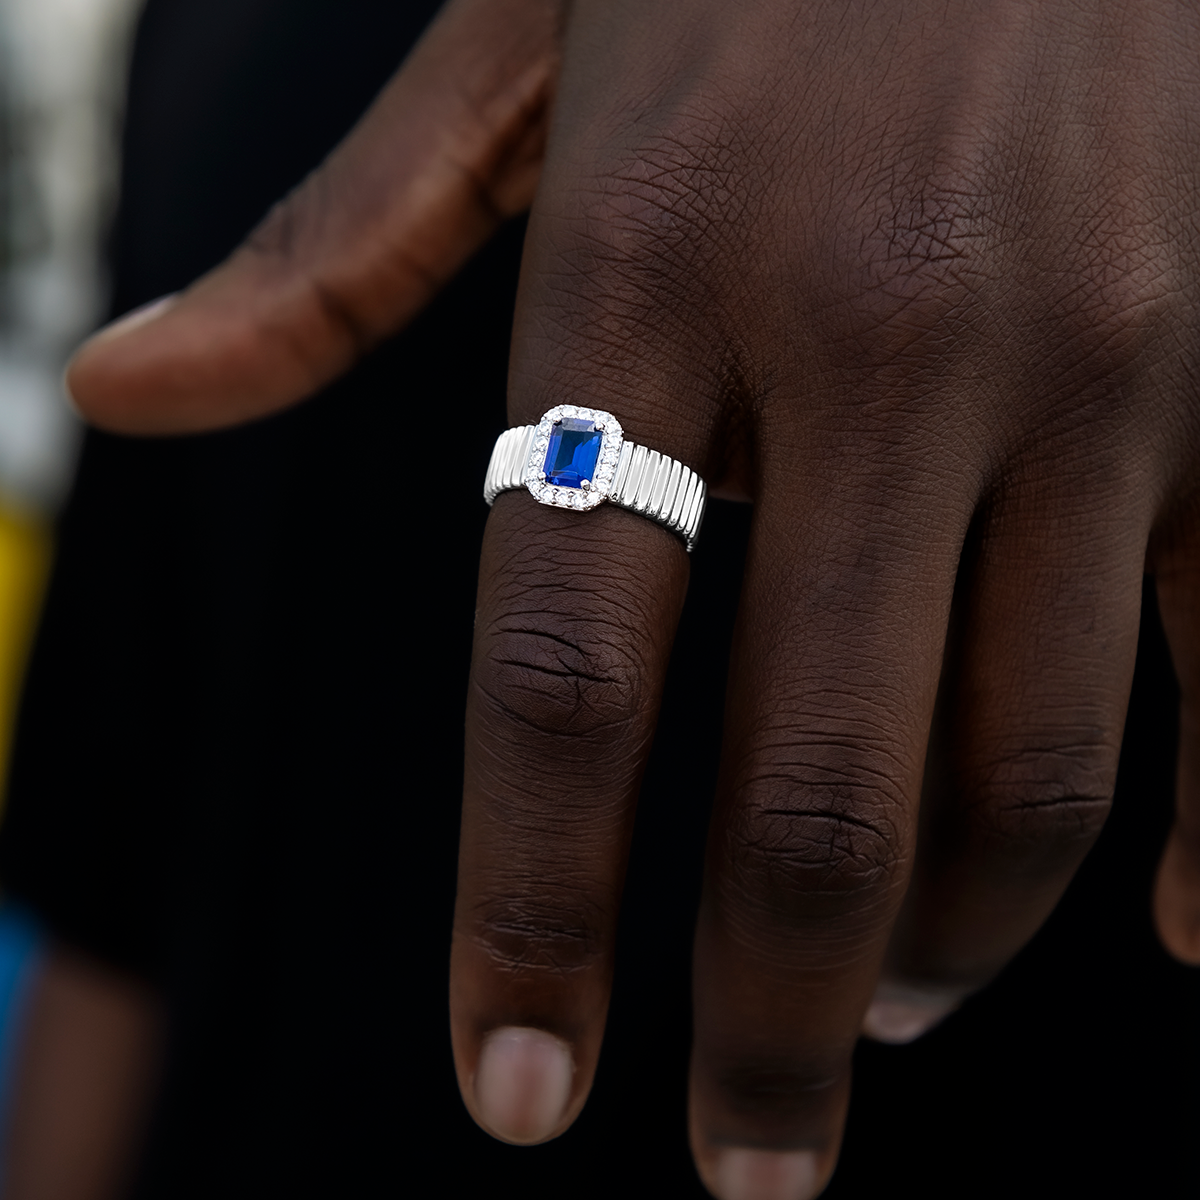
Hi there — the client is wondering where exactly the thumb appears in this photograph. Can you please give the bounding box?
[68,0,561,435]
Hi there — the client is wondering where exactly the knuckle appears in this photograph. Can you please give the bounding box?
[245,176,327,266]
[519,148,737,433]
[719,746,908,930]
[470,887,610,980]
[243,175,377,353]
[1030,230,1180,423]
[965,742,1115,869]
[577,153,709,267]
[466,512,681,809]
[709,1051,844,1125]
[472,602,648,749]
[819,164,996,365]
[818,151,1179,413]
[541,129,749,318]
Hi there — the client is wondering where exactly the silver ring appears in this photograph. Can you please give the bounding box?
[483,405,707,552]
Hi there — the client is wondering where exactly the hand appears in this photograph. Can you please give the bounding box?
[67,2,1200,1197]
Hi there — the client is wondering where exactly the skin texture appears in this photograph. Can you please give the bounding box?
[65,0,1200,1195]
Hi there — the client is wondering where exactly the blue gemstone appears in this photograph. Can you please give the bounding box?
[543,418,603,488]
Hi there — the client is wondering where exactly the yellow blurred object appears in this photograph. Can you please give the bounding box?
[0,502,50,812]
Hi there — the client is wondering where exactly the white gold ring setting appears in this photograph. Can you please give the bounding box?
[483,405,707,552]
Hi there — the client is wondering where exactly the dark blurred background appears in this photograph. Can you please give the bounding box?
[0,0,1195,1196]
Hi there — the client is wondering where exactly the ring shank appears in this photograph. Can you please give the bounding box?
[482,425,535,505]
[483,424,707,552]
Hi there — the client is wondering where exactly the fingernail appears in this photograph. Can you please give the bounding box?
[88,294,179,347]
[709,1148,821,1200]
[473,1026,573,1144]
[862,982,961,1044]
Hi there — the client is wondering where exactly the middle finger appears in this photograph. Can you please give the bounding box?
[689,419,974,1197]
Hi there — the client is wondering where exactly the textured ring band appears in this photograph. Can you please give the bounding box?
[483,405,707,552]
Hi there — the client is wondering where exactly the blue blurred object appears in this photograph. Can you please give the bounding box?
[0,906,43,1174]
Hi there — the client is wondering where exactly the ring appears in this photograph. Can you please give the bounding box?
[483,405,707,552]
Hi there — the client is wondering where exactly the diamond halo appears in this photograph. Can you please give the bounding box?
[524,405,624,511]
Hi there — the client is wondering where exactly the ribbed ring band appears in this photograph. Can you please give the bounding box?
[483,405,707,552]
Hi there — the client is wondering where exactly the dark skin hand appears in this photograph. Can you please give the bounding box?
[67,0,1200,1195]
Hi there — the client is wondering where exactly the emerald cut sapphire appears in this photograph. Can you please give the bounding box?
[543,418,603,488]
